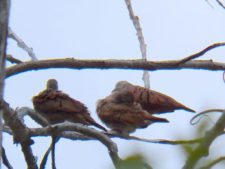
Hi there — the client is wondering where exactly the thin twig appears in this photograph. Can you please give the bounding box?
[51,137,58,169]
[183,109,225,169]
[51,143,56,169]
[216,0,225,9]
[39,137,57,169]
[177,42,225,64]
[2,147,13,169]
[6,55,23,64]
[200,156,225,169]
[110,134,202,145]
[205,0,215,8]
[190,108,225,125]
[223,71,225,82]
[124,0,150,88]
[39,146,51,169]
[16,107,49,127]
[8,27,38,61]
[5,58,225,79]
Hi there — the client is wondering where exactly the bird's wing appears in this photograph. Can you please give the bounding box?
[33,89,88,114]
[97,100,147,126]
[52,91,88,114]
[132,86,195,114]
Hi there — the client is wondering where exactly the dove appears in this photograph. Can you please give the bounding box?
[32,79,106,131]
[32,79,108,169]
[96,90,168,135]
[112,81,195,114]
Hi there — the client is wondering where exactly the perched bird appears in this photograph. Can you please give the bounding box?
[96,90,169,135]
[32,79,106,131]
[33,79,107,169]
[113,81,195,114]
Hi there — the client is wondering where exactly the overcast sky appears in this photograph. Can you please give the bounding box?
[4,0,225,169]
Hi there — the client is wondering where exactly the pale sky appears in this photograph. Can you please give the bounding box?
[4,0,225,169]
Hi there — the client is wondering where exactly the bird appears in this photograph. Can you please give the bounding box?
[112,81,195,114]
[33,79,107,169]
[96,90,169,135]
[32,79,106,131]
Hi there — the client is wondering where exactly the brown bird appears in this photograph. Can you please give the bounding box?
[32,79,106,131]
[96,90,169,135]
[112,81,195,114]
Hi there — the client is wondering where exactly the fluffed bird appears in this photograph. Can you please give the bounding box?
[96,90,169,135]
[33,79,107,169]
[113,81,195,114]
[32,79,106,131]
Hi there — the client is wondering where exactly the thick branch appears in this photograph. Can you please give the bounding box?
[183,109,225,169]
[5,59,225,78]
[0,0,9,96]
[1,101,37,169]
[0,0,10,165]
[29,122,120,167]
[27,126,201,145]
[18,107,200,145]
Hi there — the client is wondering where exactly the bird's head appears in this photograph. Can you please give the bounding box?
[46,79,58,90]
[113,81,132,92]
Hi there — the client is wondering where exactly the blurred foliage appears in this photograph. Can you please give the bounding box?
[181,118,211,156]
[181,113,225,169]
[112,113,225,169]
[117,154,152,169]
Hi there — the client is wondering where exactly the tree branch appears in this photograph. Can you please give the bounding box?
[0,0,10,165]
[109,134,202,145]
[5,42,225,78]
[200,156,225,169]
[216,0,225,9]
[177,42,225,64]
[26,126,202,145]
[4,58,225,78]
[124,0,150,88]
[182,109,225,169]
[0,106,208,146]
[16,107,49,127]
[2,147,13,169]
[8,27,37,61]
[0,0,9,91]
[190,108,225,125]
[13,106,201,146]
[6,54,23,64]
[30,122,120,167]
[124,0,147,60]
[1,101,37,169]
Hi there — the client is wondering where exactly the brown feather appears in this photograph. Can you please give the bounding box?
[33,79,106,131]
[96,91,168,134]
[113,81,195,114]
